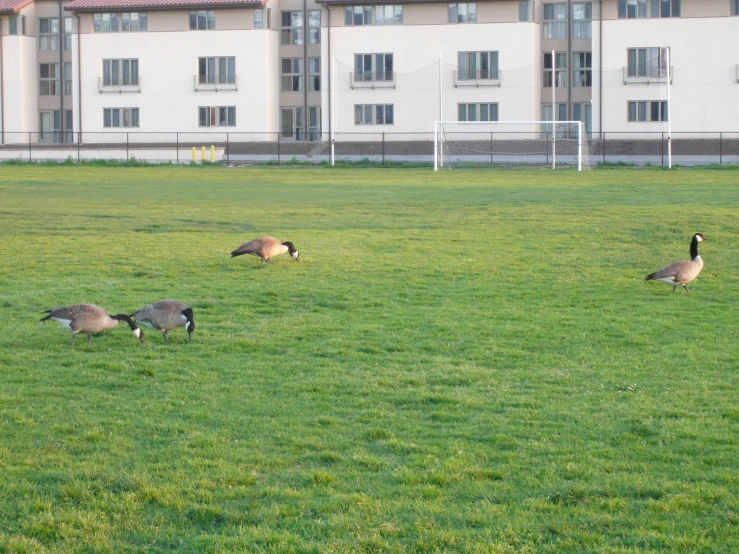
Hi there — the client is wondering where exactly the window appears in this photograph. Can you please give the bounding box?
[618,0,680,18]
[198,106,236,127]
[64,17,72,50]
[573,103,592,136]
[345,6,403,25]
[458,51,498,80]
[544,52,567,87]
[573,52,592,87]
[281,11,303,45]
[628,101,667,121]
[9,15,26,35]
[519,1,529,21]
[40,63,60,96]
[309,106,321,141]
[309,10,320,44]
[448,3,477,23]
[281,107,305,139]
[733,0,739,15]
[93,13,147,32]
[627,47,669,78]
[543,4,566,39]
[458,103,499,122]
[103,59,139,86]
[103,108,139,128]
[281,58,303,92]
[254,8,270,29]
[190,11,215,30]
[309,58,320,91]
[39,110,61,143]
[65,62,72,95]
[39,18,60,51]
[198,57,235,85]
[572,3,591,38]
[354,104,394,125]
[354,53,393,82]
[542,103,568,134]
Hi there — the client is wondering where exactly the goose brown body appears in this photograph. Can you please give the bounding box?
[646,233,706,292]
[131,300,195,341]
[41,304,144,345]
[230,237,299,263]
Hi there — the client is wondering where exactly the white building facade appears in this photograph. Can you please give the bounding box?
[1,0,738,145]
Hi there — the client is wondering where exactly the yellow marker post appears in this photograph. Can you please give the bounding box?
[211,145,215,162]
[191,147,196,163]
[201,146,206,164]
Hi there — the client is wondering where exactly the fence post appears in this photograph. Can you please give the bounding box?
[28,132,32,162]
[176,132,179,165]
[602,132,606,165]
[661,132,664,167]
[719,132,723,166]
[126,132,129,162]
[382,132,385,165]
[77,131,80,163]
[226,133,229,165]
[277,133,281,165]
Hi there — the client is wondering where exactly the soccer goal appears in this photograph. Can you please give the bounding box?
[434,121,591,171]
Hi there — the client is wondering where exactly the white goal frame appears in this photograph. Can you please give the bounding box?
[434,120,588,172]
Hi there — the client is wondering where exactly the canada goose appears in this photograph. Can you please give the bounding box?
[131,300,195,341]
[41,304,145,345]
[645,233,707,292]
[230,237,299,263]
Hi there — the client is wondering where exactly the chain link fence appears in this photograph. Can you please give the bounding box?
[1,131,738,166]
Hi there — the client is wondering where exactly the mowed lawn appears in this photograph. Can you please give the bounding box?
[0,165,737,553]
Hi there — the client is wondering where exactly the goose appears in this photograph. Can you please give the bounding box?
[41,304,145,345]
[645,233,707,292]
[230,237,299,263]
[130,300,195,341]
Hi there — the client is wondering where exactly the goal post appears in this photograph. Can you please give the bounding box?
[433,120,591,171]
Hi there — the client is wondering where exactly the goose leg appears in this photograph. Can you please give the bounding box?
[88,334,92,344]
[672,285,677,292]
[683,285,691,292]
[71,331,78,346]
[161,329,168,341]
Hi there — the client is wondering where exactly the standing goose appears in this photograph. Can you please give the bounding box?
[130,300,195,341]
[41,304,145,345]
[645,233,707,292]
[230,237,299,264]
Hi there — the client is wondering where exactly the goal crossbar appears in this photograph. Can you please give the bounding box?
[434,120,589,172]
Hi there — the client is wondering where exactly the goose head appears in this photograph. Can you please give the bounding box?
[693,233,706,242]
[283,241,299,261]
[183,307,195,340]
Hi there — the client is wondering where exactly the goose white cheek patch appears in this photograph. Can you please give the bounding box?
[134,328,142,339]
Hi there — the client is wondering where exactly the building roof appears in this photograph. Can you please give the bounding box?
[0,0,34,15]
[65,0,263,12]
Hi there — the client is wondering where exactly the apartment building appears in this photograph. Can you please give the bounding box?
[1,0,738,144]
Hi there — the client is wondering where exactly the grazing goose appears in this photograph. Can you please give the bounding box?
[130,300,195,341]
[41,304,144,345]
[230,237,299,263]
[646,233,707,292]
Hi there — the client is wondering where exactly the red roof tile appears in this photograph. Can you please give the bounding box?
[65,0,263,11]
[0,0,34,14]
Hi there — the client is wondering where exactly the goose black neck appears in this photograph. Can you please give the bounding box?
[282,241,296,254]
[690,237,700,260]
[113,314,138,330]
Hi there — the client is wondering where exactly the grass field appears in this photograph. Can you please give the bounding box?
[0,165,737,553]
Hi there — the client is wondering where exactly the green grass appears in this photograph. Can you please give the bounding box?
[0,166,737,553]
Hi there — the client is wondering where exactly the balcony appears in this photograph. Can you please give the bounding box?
[99,77,141,93]
[453,69,501,88]
[349,72,396,90]
[193,75,238,92]
[623,66,673,85]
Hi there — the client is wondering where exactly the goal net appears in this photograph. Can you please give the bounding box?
[434,121,591,171]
